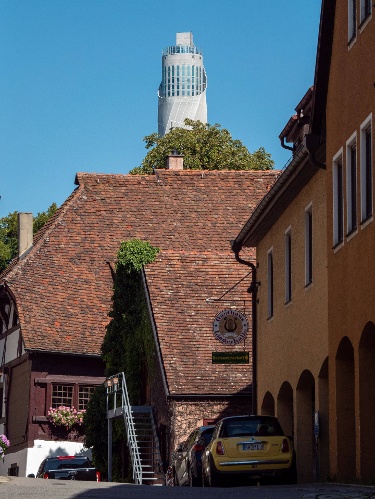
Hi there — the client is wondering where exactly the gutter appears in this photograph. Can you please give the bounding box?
[231,242,258,416]
[234,145,308,249]
[26,349,103,358]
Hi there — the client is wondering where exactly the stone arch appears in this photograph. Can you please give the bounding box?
[296,370,315,483]
[336,336,355,481]
[318,358,329,482]
[260,391,275,416]
[277,381,294,438]
[359,322,375,481]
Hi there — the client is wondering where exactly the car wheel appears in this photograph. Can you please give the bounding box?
[207,460,222,487]
[188,465,199,487]
[202,466,208,487]
[172,467,177,486]
[174,469,181,486]
[283,457,297,484]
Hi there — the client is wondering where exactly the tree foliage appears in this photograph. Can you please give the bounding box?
[130,119,274,174]
[0,203,58,274]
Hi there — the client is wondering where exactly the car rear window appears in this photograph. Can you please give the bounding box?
[201,429,214,444]
[220,417,284,438]
[44,458,92,471]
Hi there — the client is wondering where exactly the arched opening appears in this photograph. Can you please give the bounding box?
[261,391,275,416]
[318,358,329,482]
[336,336,355,481]
[359,322,375,481]
[277,381,294,438]
[296,370,315,483]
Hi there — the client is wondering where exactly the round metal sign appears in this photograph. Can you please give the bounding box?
[213,309,249,345]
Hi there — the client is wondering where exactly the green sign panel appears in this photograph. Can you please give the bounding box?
[212,352,250,364]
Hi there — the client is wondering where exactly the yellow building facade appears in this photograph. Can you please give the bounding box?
[234,0,375,484]
[325,0,375,483]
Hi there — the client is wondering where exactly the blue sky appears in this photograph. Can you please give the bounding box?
[1,0,321,217]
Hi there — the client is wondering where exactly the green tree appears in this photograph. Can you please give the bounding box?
[0,203,58,274]
[130,119,274,174]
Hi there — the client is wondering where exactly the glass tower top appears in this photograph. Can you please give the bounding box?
[157,32,207,136]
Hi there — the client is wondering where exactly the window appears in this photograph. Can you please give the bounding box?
[50,383,96,411]
[285,228,292,303]
[52,385,73,408]
[78,386,96,411]
[305,205,313,285]
[267,249,274,318]
[346,134,357,234]
[360,0,371,24]
[333,150,344,246]
[360,114,373,222]
[348,0,357,43]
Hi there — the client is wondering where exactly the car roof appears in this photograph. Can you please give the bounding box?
[218,415,278,422]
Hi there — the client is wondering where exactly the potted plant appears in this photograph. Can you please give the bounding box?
[47,406,86,429]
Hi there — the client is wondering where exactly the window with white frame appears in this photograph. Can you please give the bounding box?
[285,228,292,303]
[346,133,357,234]
[78,386,96,411]
[52,385,73,408]
[305,205,313,285]
[360,0,371,24]
[348,0,357,42]
[360,113,373,222]
[267,248,274,319]
[50,383,96,411]
[333,150,344,246]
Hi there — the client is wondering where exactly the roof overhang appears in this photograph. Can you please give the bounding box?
[233,145,323,249]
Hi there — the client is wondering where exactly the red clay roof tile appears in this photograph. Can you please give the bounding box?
[1,170,279,395]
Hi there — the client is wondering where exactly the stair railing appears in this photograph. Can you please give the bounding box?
[106,372,165,484]
[119,372,143,484]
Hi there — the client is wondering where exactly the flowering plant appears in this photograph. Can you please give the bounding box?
[0,434,10,461]
[47,406,86,429]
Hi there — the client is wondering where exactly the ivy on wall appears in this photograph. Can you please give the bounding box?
[84,239,160,480]
[102,239,159,403]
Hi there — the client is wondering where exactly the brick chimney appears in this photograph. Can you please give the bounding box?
[166,150,184,170]
[18,212,33,258]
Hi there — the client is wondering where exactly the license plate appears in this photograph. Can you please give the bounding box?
[242,443,264,451]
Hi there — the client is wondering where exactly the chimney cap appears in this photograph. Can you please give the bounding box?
[171,149,183,156]
[166,150,184,170]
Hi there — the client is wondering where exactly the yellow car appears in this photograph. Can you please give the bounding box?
[201,415,296,486]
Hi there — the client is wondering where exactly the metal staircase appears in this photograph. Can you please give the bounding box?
[106,372,164,485]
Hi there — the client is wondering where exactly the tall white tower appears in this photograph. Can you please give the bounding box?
[158,32,207,136]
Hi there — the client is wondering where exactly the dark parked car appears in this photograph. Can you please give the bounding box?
[174,425,215,486]
[34,455,100,481]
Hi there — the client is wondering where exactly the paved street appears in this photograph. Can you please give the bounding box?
[1,477,375,499]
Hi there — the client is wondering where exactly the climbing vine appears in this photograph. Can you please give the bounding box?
[102,239,159,402]
[84,239,160,481]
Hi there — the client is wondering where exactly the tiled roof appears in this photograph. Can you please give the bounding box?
[1,169,279,395]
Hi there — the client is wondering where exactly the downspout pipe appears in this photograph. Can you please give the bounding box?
[231,241,258,415]
[280,137,294,152]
